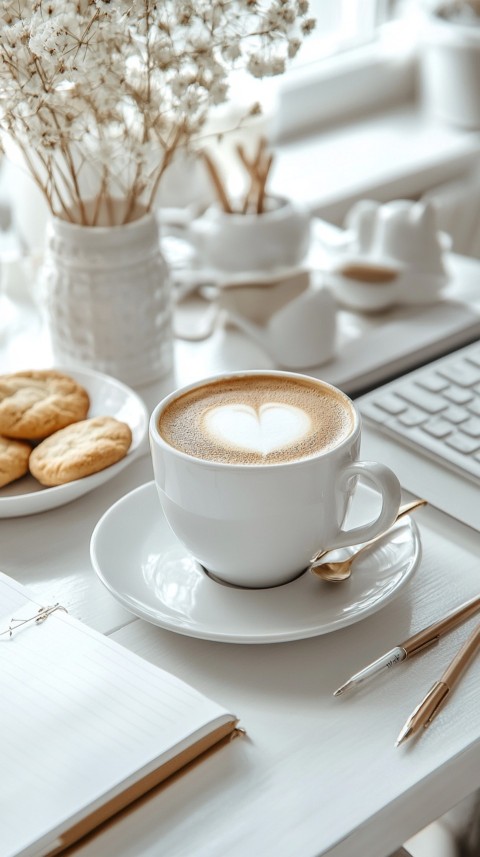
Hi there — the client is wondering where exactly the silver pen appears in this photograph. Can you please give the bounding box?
[334,594,480,696]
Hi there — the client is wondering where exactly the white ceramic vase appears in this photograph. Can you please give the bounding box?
[40,209,172,386]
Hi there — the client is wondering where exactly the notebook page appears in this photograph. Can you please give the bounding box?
[0,572,38,617]
[0,573,234,857]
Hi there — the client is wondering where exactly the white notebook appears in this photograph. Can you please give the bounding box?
[0,573,240,857]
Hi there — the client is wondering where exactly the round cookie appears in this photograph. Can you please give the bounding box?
[0,435,31,488]
[0,370,90,440]
[29,416,132,486]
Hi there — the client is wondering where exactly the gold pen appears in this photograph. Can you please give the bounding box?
[396,619,480,746]
[334,594,480,696]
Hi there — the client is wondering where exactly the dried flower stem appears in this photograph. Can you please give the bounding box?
[201,150,233,214]
[144,123,187,214]
[256,153,274,214]
[91,175,106,227]
[237,146,257,213]
[235,138,273,214]
[237,138,266,213]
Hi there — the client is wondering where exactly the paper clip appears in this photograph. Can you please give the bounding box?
[0,603,68,639]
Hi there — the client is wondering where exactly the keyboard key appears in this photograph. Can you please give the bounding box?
[466,348,480,368]
[444,405,470,424]
[421,417,453,439]
[417,373,450,393]
[439,361,480,387]
[442,387,474,405]
[359,401,390,424]
[468,399,480,417]
[396,383,447,414]
[397,408,429,427]
[459,417,480,438]
[445,432,480,454]
[373,393,407,416]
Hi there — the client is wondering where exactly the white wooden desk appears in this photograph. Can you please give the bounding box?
[1,254,480,857]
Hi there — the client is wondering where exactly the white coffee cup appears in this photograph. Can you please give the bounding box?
[149,371,401,589]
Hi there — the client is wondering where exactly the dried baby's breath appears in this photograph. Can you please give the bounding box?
[0,0,315,225]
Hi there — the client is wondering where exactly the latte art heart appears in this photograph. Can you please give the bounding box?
[158,374,355,464]
[203,403,311,455]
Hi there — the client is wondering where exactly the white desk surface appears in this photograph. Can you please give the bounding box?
[1,251,480,857]
[2,239,480,399]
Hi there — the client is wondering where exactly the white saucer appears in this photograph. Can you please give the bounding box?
[0,367,149,518]
[90,481,422,644]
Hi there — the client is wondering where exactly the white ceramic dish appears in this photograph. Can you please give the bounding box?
[0,367,149,518]
[324,266,448,312]
[90,481,422,644]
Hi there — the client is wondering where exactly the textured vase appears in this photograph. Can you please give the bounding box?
[41,210,172,386]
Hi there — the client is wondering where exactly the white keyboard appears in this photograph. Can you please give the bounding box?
[359,340,480,485]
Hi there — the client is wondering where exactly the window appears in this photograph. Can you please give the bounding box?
[221,1,415,144]
[295,0,394,66]
[270,0,416,141]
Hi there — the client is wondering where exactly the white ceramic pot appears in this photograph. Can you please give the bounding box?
[189,196,311,273]
[41,209,173,386]
[421,4,480,128]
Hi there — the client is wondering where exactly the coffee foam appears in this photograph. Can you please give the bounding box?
[203,402,311,455]
[159,375,355,465]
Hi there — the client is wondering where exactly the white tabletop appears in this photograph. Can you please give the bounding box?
[1,251,480,857]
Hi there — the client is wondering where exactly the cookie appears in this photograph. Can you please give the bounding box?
[29,416,132,486]
[0,370,90,440]
[0,435,31,488]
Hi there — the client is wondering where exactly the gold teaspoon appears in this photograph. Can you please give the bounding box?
[310,498,427,583]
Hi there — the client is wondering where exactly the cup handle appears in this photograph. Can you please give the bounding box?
[333,460,401,548]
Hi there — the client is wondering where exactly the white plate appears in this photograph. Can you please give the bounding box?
[90,481,422,644]
[0,367,149,518]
